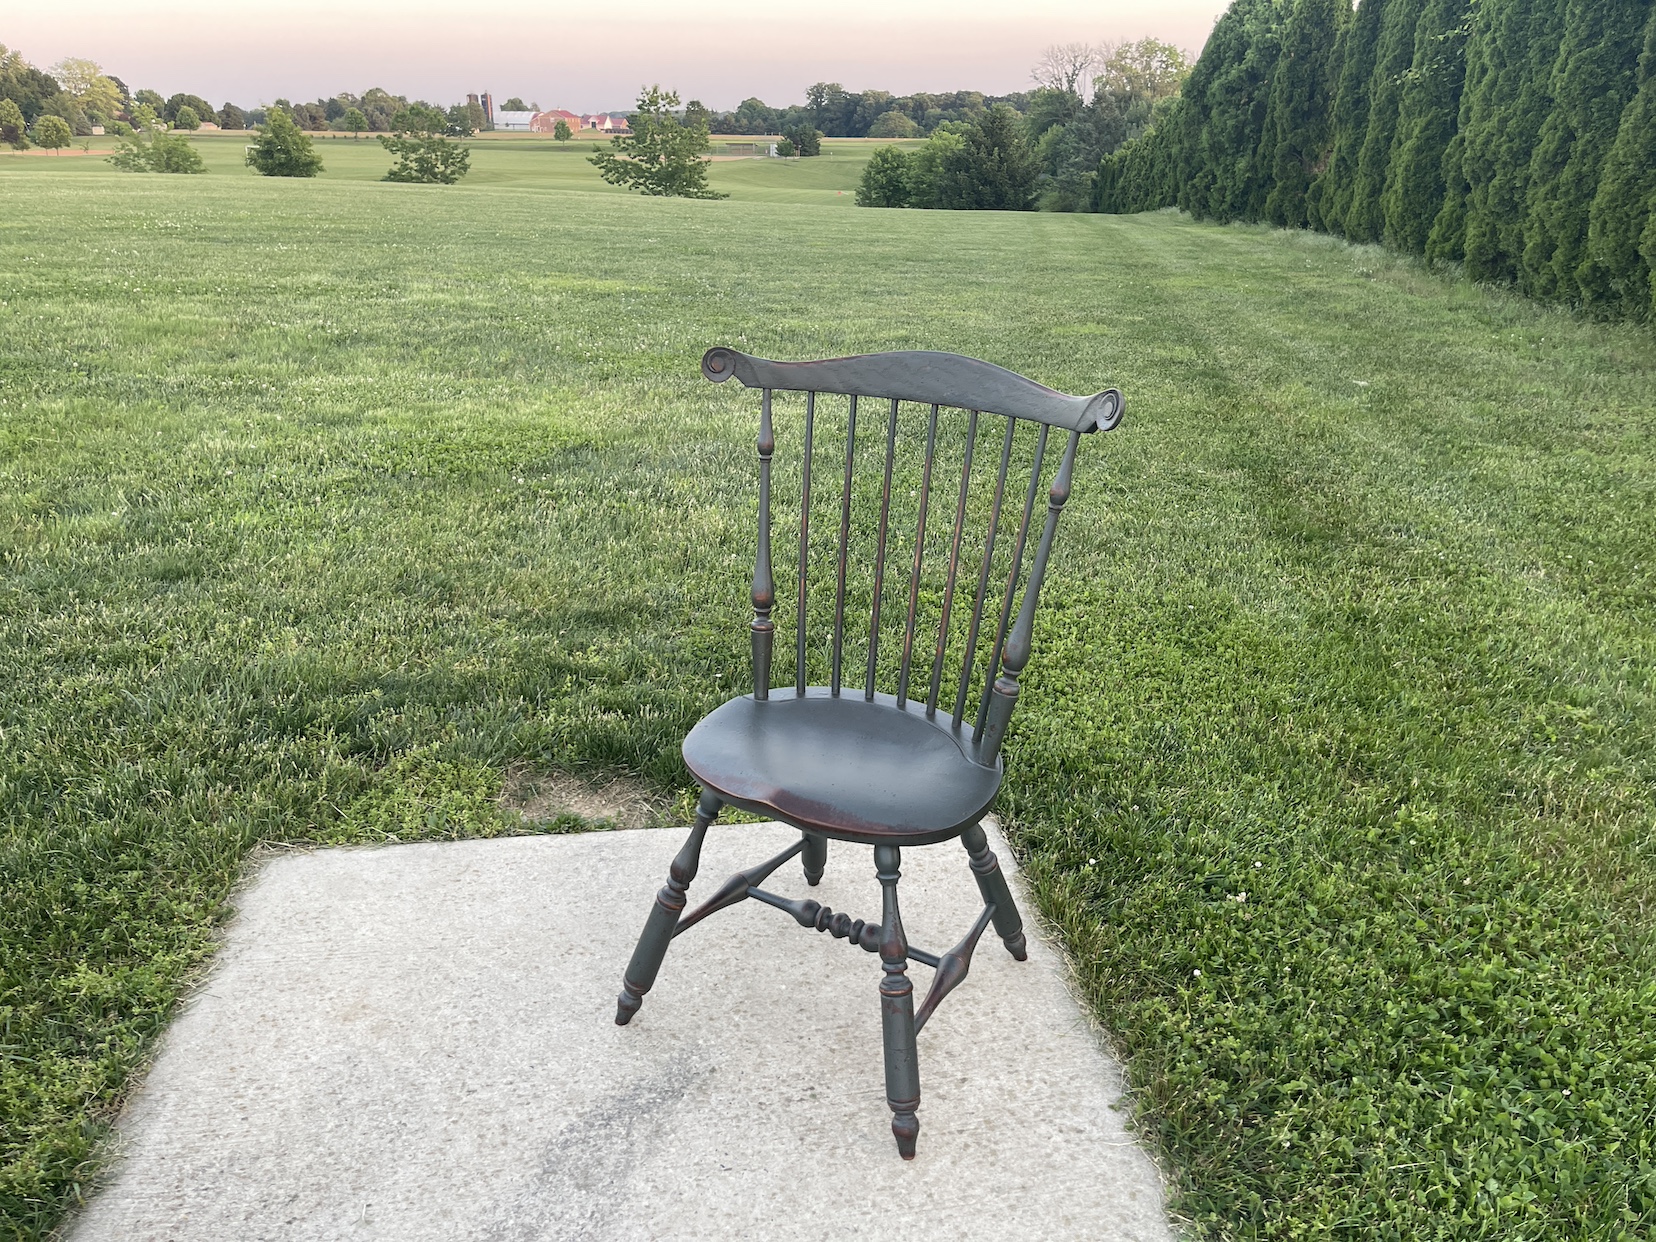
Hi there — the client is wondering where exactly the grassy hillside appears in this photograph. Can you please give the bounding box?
[1,168,1653,1240]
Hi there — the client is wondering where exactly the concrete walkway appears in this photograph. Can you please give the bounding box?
[70,822,1174,1242]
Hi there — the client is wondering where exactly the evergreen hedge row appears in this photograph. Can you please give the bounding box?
[1096,0,1656,324]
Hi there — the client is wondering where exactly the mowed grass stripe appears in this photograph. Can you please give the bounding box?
[1,173,1653,1240]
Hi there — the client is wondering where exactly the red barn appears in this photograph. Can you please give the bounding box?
[530,109,582,134]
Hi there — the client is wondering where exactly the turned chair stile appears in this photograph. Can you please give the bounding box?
[616,346,1124,1159]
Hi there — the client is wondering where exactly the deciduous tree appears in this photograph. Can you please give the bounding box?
[173,105,201,131]
[0,97,27,148]
[49,57,122,120]
[1032,42,1099,96]
[380,105,471,182]
[246,106,323,177]
[591,86,725,197]
[855,145,912,206]
[31,113,71,152]
[109,129,205,173]
[553,118,572,141]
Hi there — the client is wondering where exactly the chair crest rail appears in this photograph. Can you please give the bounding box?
[703,347,1123,433]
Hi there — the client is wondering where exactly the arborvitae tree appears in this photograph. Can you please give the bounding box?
[1521,0,1649,302]
[1263,0,1349,227]
[1457,0,1568,283]
[1188,0,1285,221]
[1310,0,1391,234]
[1425,0,1491,264]
[1380,0,1474,253]
[1160,0,1262,218]
[1580,5,1656,317]
[1346,0,1429,242]
[1642,192,1656,318]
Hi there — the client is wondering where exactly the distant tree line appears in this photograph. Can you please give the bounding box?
[1095,0,1656,324]
[854,40,1193,212]
[709,86,1033,138]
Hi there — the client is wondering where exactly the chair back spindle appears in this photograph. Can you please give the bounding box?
[866,399,900,701]
[926,408,977,718]
[751,388,775,700]
[795,392,815,697]
[896,404,939,709]
[702,347,1122,762]
[953,421,1014,731]
[831,395,858,696]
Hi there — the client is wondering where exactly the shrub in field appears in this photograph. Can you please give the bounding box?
[590,85,726,198]
[173,105,201,131]
[246,107,323,177]
[107,130,205,174]
[855,145,912,206]
[905,129,964,208]
[380,133,472,183]
[776,136,797,157]
[0,97,27,148]
[30,114,71,153]
[378,104,471,183]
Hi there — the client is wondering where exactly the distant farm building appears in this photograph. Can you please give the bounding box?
[582,113,630,133]
[530,109,582,133]
[494,110,536,131]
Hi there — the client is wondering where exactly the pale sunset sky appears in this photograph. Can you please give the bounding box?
[9,1,1230,112]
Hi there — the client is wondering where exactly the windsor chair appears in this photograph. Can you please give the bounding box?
[615,346,1124,1159]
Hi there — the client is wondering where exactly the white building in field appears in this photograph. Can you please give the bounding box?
[494,110,536,131]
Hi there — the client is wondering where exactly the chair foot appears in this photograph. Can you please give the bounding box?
[961,821,1028,961]
[615,789,720,1025]
[802,832,827,886]
[891,1109,919,1160]
[875,844,922,1160]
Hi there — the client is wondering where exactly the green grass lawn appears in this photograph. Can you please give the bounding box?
[0,131,877,203]
[1,159,1654,1241]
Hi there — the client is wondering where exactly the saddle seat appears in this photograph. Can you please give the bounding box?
[681,687,1003,846]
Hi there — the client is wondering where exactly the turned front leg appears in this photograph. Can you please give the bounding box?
[875,843,921,1159]
[615,788,720,1025]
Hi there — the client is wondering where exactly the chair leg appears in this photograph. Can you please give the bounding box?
[615,788,721,1026]
[802,832,827,886]
[960,821,1028,961]
[874,844,921,1159]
